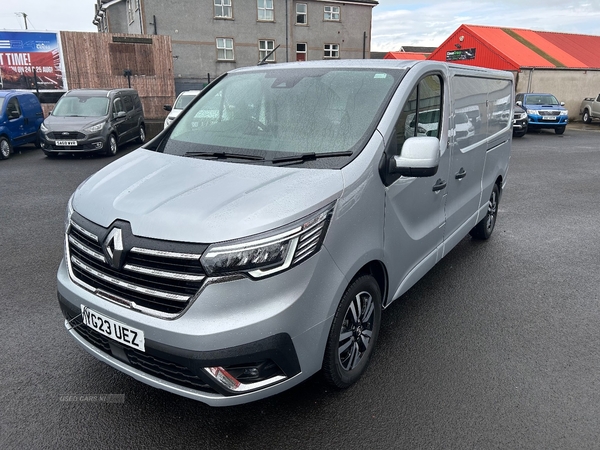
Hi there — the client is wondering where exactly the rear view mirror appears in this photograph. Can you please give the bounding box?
[390,136,440,177]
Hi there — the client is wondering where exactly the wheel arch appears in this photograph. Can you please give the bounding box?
[348,260,388,309]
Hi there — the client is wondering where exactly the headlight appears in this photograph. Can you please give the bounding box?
[40,122,48,132]
[201,202,336,278]
[85,121,105,133]
[559,110,568,116]
[516,113,527,120]
[526,109,538,115]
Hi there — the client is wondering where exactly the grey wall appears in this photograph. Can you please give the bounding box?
[516,69,600,120]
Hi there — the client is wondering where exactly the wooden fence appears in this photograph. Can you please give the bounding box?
[59,31,175,119]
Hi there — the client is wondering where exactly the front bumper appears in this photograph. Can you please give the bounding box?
[56,244,346,406]
[40,134,106,153]
[527,115,568,128]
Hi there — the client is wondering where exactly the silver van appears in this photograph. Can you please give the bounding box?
[57,60,513,406]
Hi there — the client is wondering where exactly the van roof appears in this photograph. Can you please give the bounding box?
[64,88,138,97]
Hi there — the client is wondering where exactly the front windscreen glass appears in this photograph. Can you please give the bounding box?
[52,95,110,117]
[162,67,403,165]
[525,94,559,106]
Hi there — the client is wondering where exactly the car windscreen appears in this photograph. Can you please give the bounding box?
[525,94,559,106]
[174,94,197,110]
[162,67,403,165]
[52,95,110,117]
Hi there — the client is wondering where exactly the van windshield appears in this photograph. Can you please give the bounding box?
[52,96,110,117]
[162,67,403,165]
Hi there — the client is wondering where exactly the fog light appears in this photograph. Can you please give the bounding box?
[206,366,240,391]
[94,142,103,149]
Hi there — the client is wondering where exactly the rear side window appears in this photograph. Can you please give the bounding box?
[123,95,134,112]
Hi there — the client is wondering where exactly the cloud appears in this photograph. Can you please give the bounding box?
[371,0,600,51]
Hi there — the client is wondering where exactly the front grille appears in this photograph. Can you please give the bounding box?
[48,131,86,139]
[63,308,214,392]
[539,110,560,117]
[67,214,208,317]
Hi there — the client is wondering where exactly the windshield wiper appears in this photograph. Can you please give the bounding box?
[271,151,353,165]
[183,151,265,161]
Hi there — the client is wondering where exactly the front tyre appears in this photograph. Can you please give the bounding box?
[470,183,500,240]
[582,110,592,124]
[323,275,382,389]
[0,136,12,160]
[104,134,118,156]
[555,126,566,135]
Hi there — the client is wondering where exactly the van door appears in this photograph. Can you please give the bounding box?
[5,96,26,146]
[112,97,127,141]
[443,75,489,251]
[383,74,450,301]
[121,94,137,141]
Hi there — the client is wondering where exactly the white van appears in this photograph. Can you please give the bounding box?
[57,60,513,406]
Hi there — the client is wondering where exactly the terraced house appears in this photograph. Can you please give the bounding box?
[93,0,378,93]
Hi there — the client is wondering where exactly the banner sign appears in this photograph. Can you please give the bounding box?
[0,31,66,91]
[446,48,476,61]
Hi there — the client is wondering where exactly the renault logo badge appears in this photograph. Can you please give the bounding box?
[104,227,124,269]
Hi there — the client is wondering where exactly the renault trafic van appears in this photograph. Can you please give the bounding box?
[57,60,513,406]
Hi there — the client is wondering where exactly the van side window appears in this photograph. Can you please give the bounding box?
[123,95,134,112]
[113,98,125,116]
[6,98,22,119]
[393,74,442,155]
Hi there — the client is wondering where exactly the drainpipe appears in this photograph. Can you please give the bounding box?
[527,68,534,93]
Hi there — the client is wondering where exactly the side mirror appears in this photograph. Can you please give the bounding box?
[390,136,439,177]
[560,102,565,106]
[114,111,126,119]
[163,105,172,111]
[516,101,522,107]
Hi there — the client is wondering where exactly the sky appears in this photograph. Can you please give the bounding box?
[1,0,600,52]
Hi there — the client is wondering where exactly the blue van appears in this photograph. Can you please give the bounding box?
[0,90,44,160]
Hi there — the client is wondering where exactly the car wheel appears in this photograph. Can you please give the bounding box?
[555,126,566,135]
[323,274,382,389]
[582,110,592,124]
[470,183,499,240]
[0,137,12,160]
[104,134,118,156]
[137,125,146,144]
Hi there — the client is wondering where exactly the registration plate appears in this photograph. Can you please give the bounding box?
[81,305,145,351]
[542,116,557,120]
[55,140,77,146]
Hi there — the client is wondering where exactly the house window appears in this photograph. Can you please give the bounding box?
[217,38,234,60]
[127,0,134,23]
[215,0,232,18]
[296,43,307,61]
[324,5,340,21]
[324,43,339,58]
[258,0,274,21]
[296,3,307,24]
[259,40,276,62]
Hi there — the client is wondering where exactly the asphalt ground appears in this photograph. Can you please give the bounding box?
[1,122,600,449]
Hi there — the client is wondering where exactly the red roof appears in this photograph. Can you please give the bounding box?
[384,51,428,60]
[428,24,600,70]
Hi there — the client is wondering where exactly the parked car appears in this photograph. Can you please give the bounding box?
[163,90,202,129]
[0,90,44,160]
[455,112,475,141]
[57,60,513,406]
[515,92,568,135]
[39,88,145,157]
[512,104,528,137]
[580,94,600,123]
